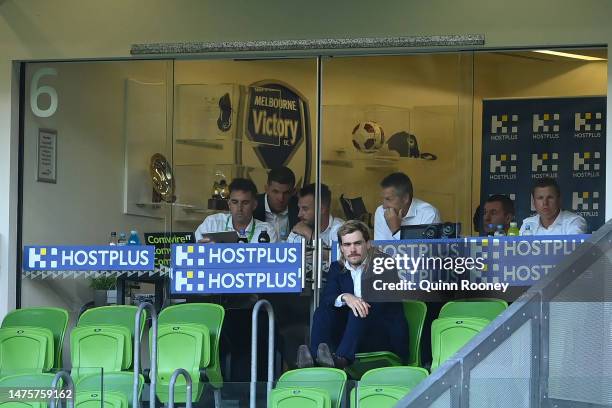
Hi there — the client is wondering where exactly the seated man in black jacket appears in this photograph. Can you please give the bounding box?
[253,166,299,241]
[297,220,409,369]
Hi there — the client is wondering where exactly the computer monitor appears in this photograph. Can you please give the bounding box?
[400,222,461,240]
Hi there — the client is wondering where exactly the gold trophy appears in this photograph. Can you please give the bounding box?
[149,153,176,203]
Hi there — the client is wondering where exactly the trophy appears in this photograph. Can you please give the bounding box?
[208,171,229,210]
[149,153,176,203]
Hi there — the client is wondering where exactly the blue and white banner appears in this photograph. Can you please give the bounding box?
[332,235,588,286]
[23,246,155,271]
[171,242,303,294]
[481,97,606,232]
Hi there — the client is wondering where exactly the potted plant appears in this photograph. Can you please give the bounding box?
[90,276,117,306]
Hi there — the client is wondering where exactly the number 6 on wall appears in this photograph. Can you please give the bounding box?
[30,67,58,118]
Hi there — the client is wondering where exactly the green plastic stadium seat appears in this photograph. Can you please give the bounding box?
[350,366,429,407]
[70,325,131,379]
[430,317,490,371]
[346,300,427,379]
[2,307,69,370]
[439,300,507,321]
[0,327,53,375]
[272,368,347,408]
[79,306,146,342]
[77,372,144,408]
[75,391,128,408]
[153,324,208,403]
[158,303,224,387]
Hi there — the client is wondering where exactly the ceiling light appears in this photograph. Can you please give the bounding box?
[533,50,607,61]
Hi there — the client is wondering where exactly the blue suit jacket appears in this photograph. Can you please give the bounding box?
[321,261,355,307]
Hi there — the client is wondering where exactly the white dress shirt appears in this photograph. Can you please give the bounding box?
[519,210,587,235]
[374,198,441,240]
[194,213,278,243]
[286,215,344,247]
[334,260,364,307]
[264,194,290,241]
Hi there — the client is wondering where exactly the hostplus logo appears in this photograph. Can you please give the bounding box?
[27,247,58,269]
[532,113,560,140]
[572,191,600,217]
[489,154,517,180]
[173,245,206,268]
[490,114,519,141]
[574,112,603,138]
[572,152,601,178]
[174,270,206,293]
[531,153,559,179]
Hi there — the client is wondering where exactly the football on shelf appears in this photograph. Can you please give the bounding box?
[351,121,385,153]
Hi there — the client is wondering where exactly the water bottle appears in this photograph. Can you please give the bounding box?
[494,224,506,236]
[487,224,495,236]
[237,229,249,243]
[117,233,127,246]
[109,232,118,246]
[128,230,141,245]
[258,229,271,243]
[522,225,532,236]
[507,222,520,236]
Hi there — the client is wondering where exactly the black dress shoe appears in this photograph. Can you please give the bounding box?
[315,343,335,368]
[332,354,350,370]
[297,344,314,369]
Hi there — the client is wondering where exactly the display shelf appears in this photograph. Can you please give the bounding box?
[175,138,224,150]
[175,135,283,147]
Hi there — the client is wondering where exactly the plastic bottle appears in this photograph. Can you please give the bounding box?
[507,222,520,236]
[237,229,249,243]
[258,229,271,243]
[117,233,127,246]
[128,230,141,245]
[522,225,532,236]
[494,224,506,236]
[487,224,495,236]
[109,232,118,246]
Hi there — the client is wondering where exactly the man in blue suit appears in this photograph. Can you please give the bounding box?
[297,220,409,369]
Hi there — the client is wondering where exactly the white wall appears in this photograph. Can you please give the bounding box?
[2,0,612,319]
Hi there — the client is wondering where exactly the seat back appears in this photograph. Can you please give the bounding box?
[431,317,490,370]
[71,326,130,378]
[352,385,409,408]
[277,368,347,408]
[402,300,427,366]
[79,306,146,340]
[439,300,507,321]
[2,307,69,369]
[269,387,331,408]
[360,366,429,388]
[75,391,128,408]
[0,328,50,375]
[77,372,144,408]
[155,324,204,381]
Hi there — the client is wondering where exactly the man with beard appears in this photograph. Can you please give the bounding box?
[286,183,344,246]
[296,220,409,369]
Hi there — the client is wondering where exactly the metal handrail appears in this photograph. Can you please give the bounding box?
[50,370,74,408]
[168,368,193,408]
[133,302,158,408]
[249,299,276,408]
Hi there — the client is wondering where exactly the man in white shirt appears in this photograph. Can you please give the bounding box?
[520,177,587,235]
[296,220,409,369]
[286,183,344,247]
[253,166,299,241]
[374,172,441,240]
[195,178,278,243]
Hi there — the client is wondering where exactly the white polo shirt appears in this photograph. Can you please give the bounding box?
[286,215,344,247]
[264,194,290,241]
[194,213,278,243]
[374,198,441,240]
[519,210,587,236]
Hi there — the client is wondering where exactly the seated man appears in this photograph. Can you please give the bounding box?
[253,166,299,241]
[520,177,587,235]
[297,220,409,369]
[286,183,344,247]
[482,194,515,235]
[374,172,441,240]
[195,178,278,243]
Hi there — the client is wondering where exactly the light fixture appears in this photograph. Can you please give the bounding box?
[533,50,607,61]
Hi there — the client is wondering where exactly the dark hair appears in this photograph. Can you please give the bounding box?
[337,220,371,244]
[485,194,515,216]
[531,177,561,197]
[267,166,296,187]
[299,183,331,208]
[229,178,258,197]
[380,172,413,198]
